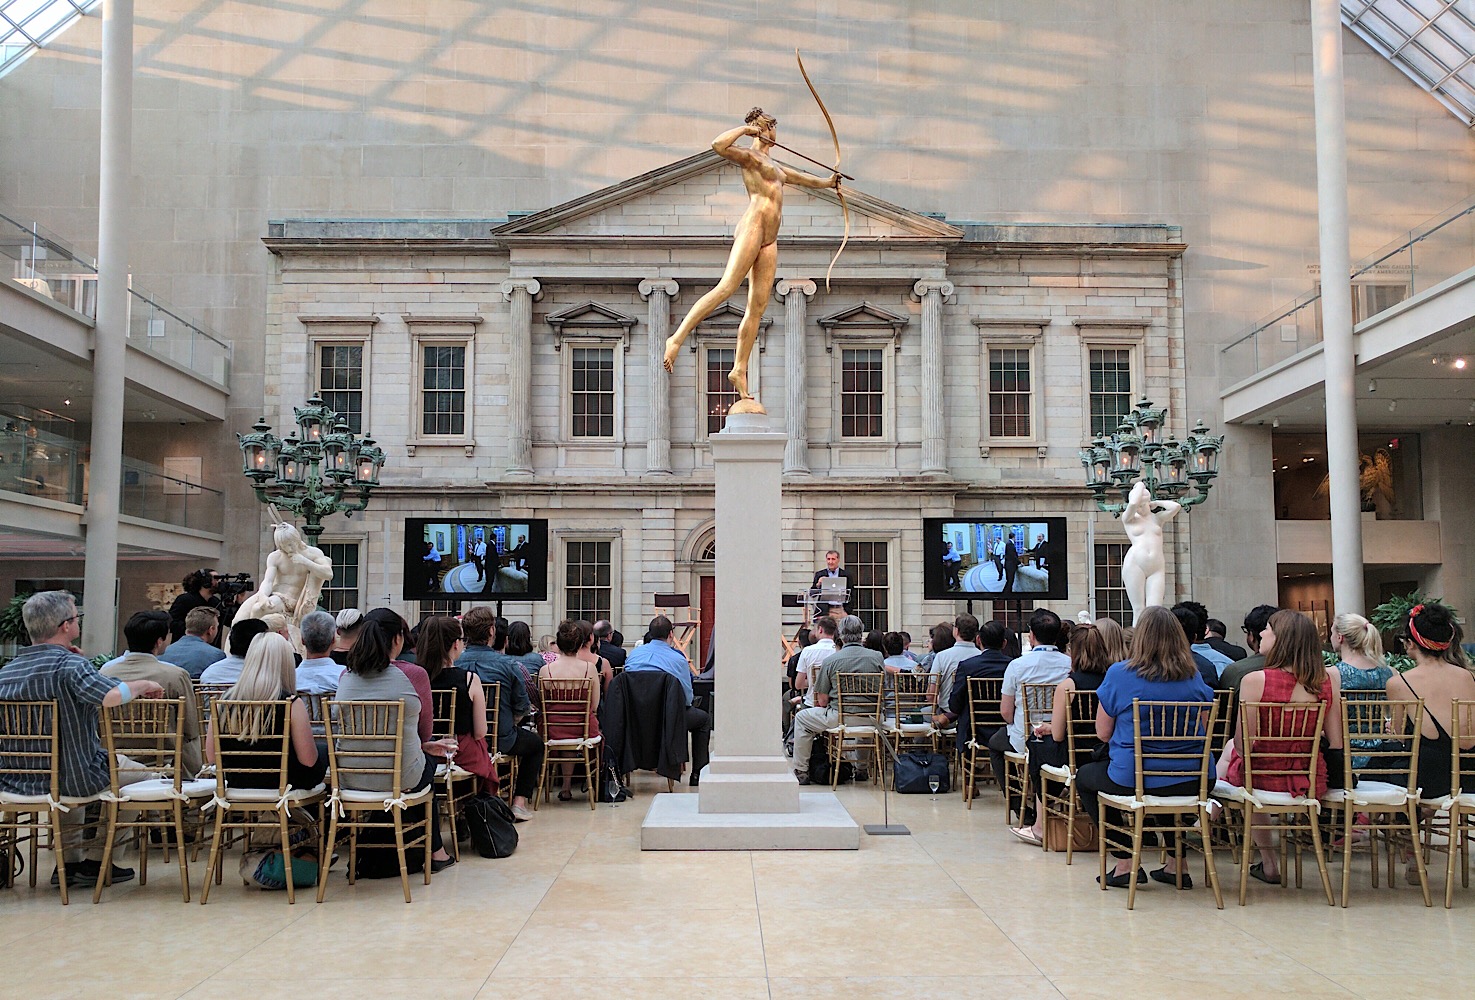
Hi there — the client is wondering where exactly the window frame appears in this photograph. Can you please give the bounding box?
[1093,539,1133,627]
[834,344,893,442]
[312,340,369,434]
[1077,325,1145,441]
[838,532,898,633]
[406,315,481,454]
[700,344,760,439]
[560,338,626,444]
[316,539,363,615]
[556,531,621,625]
[974,320,1047,452]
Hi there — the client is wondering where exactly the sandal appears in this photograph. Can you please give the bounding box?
[1149,866,1193,889]
[1097,867,1146,889]
[1248,862,1280,885]
[558,789,573,802]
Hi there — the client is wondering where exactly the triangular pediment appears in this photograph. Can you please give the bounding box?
[493,150,962,242]
[544,300,639,332]
[817,301,910,330]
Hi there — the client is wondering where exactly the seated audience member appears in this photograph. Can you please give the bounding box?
[1075,605,1215,889]
[864,630,886,656]
[160,606,226,678]
[329,608,365,665]
[572,619,614,688]
[1218,604,1278,696]
[1171,604,1222,688]
[793,615,838,705]
[787,627,814,688]
[1205,618,1248,662]
[1178,601,1233,673]
[102,610,203,777]
[791,615,884,785]
[881,631,912,673]
[1330,613,1393,769]
[900,631,919,663]
[541,620,603,801]
[399,621,422,665]
[624,615,714,786]
[206,632,327,791]
[456,607,541,819]
[1012,620,1113,845]
[592,619,627,671]
[935,619,1012,755]
[918,621,954,673]
[336,612,456,869]
[200,618,271,685]
[0,592,164,888]
[930,614,981,710]
[168,568,219,643]
[1387,602,1475,803]
[295,610,343,694]
[1097,617,1131,665]
[990,609,1072,814]
[539,634,558,665]
[506,621,548,676]
[419,616,500,798]
[1219,610,1342,884]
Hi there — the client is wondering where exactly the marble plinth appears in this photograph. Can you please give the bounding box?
[639,790,860,851]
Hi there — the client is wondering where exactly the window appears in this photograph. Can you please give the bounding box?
[1094,542,1132,626]
[705,348,739,435]
[988,603,1030,634]
[1088,348,1133,438]
[570,347,616,438]
[843,539,889,631]
[317,542,360,614]
[418,600,460,621]
[564,539,612,622]
[988,348,1032,438]
[840,349,885,438]
[317,344,364,433]
[421,345,466,436]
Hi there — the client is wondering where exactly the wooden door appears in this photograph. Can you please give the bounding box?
[698,574,715,670]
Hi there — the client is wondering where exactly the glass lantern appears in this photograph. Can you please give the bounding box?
[355,436,384,486]
[322,419,356,480]
[1134,398,1166,446]
[294,393,334,444]
[277,435,307,484]
[238,418,280,481]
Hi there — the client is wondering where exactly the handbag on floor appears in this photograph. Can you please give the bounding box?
[1043,809,1097,852]
[893,751,950,794]
[597,758,631,803]
[463,793,519,858]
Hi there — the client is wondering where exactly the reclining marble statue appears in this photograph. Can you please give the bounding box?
[235,519,334,627]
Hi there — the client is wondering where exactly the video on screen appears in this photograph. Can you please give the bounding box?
[934,521,1055,596]
[407,520,544,600]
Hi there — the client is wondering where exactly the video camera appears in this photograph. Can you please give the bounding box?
[212,572,255,598]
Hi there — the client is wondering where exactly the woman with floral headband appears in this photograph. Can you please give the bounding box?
[1387,602,1475,801]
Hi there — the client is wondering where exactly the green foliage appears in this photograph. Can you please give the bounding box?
[1369,591,1435,638]
[89,654,113,669]
[0,593,32,646]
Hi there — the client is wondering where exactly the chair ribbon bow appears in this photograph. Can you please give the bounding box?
[45,795,71,813]
[797,49,849,292]
[381,796,408,812]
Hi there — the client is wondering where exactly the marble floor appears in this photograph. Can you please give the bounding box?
[2,776,1471,999]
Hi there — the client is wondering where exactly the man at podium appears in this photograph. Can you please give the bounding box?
[809,549,852,617]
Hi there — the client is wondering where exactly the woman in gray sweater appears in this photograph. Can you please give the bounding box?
[337,612,456,874]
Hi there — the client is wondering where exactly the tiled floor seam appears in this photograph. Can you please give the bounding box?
[481,828,579,986]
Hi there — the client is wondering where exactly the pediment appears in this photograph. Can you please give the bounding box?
[493,150,962,243]
[688,300,773,354]
[817,301,911,352]
[545,300,639,351]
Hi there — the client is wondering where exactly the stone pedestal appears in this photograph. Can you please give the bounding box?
[640,410,859,850]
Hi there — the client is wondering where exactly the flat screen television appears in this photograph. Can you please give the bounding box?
[922,517,1068,602]
[402,518,548,602]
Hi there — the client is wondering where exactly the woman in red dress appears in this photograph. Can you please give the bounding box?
[540,620,602,800]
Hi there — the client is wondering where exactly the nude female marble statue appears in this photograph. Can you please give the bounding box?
[1120,480,1182,625]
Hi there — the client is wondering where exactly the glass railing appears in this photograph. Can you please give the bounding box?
[1221,194,1475,384]
[0,204,232,388]
[0,417,85,505]
[118,456,224,535]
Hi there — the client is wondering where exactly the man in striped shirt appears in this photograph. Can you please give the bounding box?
[0,591,163,888]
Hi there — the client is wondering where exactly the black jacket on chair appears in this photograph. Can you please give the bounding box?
[602,669,688,782]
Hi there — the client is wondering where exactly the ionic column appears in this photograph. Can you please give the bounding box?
[639,278,679,474]
[776,278,816,474]
[913,279,954,476]
[501,278,541,476]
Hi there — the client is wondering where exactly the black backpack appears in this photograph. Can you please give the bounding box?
[807,735,854,785]
[463,794,519,858]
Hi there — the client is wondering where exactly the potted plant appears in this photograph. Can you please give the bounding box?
[1369,591,1431,672]
[0,592,32,664]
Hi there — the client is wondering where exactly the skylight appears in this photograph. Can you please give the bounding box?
[0,0,98,78]
[1344,0,1475,127]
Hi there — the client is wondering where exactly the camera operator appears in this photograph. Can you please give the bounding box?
[214,573,252,632]
[168,569,222,644]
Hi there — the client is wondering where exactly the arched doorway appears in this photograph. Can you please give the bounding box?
[697,536,715,669]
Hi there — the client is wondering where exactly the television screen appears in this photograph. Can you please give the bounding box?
[922,517,1068,601]
[402,518,548,602]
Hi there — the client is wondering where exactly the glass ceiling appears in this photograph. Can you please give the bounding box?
[0,0,97,77]
[1344,1,1475,127]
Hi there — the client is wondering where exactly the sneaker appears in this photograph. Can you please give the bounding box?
[510,803,534,823]
[50,859,135,888]
[794,770,811,786]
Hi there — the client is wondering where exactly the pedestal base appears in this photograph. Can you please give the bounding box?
[640,790,860,851]
[697,756,799,814]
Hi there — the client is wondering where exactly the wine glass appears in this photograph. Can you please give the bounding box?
[928,773,941,797]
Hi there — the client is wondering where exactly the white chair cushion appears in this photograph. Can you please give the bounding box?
[1211,779,1246,802]
[1324,780,1414,808]
[118,777,216,802]
[1243,788,1316,810]
[1425,792,1475,811]
[547,735,603,748]
[0,791,102,809]
[1002,751,1025,763]
[1100,791,1206,811]
[222,783,327,803]
[834,725,878,735]
[335,786,433,806]
[1039,764,1072,782]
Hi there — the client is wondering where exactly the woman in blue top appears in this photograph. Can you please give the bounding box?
[1075,605,1215,889]
[1330,613,1392,770]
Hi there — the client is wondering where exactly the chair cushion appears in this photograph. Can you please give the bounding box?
[895,723,936,736]
[1324,780,1413,808]
[118,778,216,802]
[222,783,327,803]
[833,725,878,735]
[1426,792,1475,811]
[1002,751,1025,763]
[1100,791,1206,811]
[0,791,102,809]
[335,786,433,806]
[1039,764,1072,782]
[547,735,602,748]
[1211,779,1246,802]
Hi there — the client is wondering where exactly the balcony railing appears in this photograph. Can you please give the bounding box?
[1221,194,1475,384]
[118,456,224,535]
[0,205,232,388]
[0,415,84,505]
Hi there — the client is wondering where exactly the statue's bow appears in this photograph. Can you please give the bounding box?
[796,49,849,292]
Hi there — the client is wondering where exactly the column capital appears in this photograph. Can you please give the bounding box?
[911,279,954,301]
[501,278,542,301]
[638,277,679,299]
[775,278,817,299]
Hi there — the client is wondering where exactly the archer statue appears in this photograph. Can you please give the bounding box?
[662,103,843,415]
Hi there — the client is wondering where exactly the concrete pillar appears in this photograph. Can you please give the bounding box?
[776,279,815,474]
[1311,0,1365,616]
[913,279,954,476]
[639,278,679,474]
[501,278,541,476]
[82,0,134,655]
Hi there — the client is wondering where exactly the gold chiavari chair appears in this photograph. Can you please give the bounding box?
[1437,700,1475,908]
[319,700,434,904]
[1212,700,1333,906]
[1096,698,1224,910]
[1002,682,1057,826]
[1321,692,1430,908]
[480,681,518,803]
[94,698,215,903]
[200,699,327,906]
[1038,689,1101,863]
[827,672,886,789]
[888,672,938,775]
[297,692,329,740]
[429,688,477,859]
[0,700,105,905]
[536,675,601,810]
[962,676,1005,808]
[193,684,233,751]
